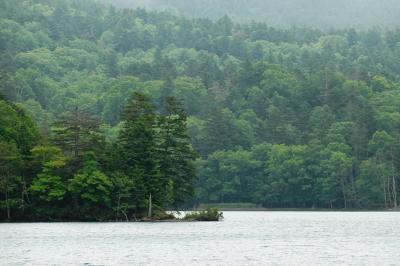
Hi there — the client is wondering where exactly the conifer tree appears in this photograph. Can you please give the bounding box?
[158,96,197,206]
[117,92,162,216]
[51,107,105,170]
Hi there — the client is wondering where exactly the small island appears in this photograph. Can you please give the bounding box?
[0,93,203,222]
[140,208,224,222]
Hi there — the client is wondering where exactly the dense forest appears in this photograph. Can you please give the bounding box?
[1,0,400,221]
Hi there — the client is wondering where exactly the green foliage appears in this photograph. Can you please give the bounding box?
[30,174,66,202]
[158,96,197,206]
[110,172,134,221]
[0,98,38,220]
[31,145,66,167]
[68,170,113,206]
[51,107,105,171]
[117,92,161,215]
[0,141,23,220]
[1,0,400,221]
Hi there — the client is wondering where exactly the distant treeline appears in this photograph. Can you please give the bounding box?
[1,0,400,220]
[100,0,400,29]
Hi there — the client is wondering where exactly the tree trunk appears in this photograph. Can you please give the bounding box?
[340,176,347,209]
[392,175,397,208]
[387,176,392,207]
[148,193,152,218]
[121,209,129,222]
[346,169,355,208]
[5,190,10,220]
[116,193,121,221]
[382,175,387,208]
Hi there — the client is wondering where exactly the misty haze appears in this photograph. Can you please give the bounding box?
[100,0,400,28]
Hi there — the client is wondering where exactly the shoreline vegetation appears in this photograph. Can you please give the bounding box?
[140,208,224,222]
[0,208,224,222]
[2,0,400,222]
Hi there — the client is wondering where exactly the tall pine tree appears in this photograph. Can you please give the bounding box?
[117,92,162,217]
[51,107,105,171]
[158,96,197,206]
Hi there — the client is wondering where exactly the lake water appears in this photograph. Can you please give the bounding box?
[1,211,399,265]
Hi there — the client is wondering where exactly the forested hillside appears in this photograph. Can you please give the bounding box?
[1,0,400,220]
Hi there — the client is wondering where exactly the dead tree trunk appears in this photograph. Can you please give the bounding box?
[390,148,397,208]
[148,193,152,218]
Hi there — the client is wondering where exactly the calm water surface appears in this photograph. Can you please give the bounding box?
[1,211,399,265]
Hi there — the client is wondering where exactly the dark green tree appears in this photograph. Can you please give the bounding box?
[158,96,197,206]
[52,107,105,170]
[117,92,161,217]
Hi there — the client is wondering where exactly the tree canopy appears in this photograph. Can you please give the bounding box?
[1,0,400,220]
